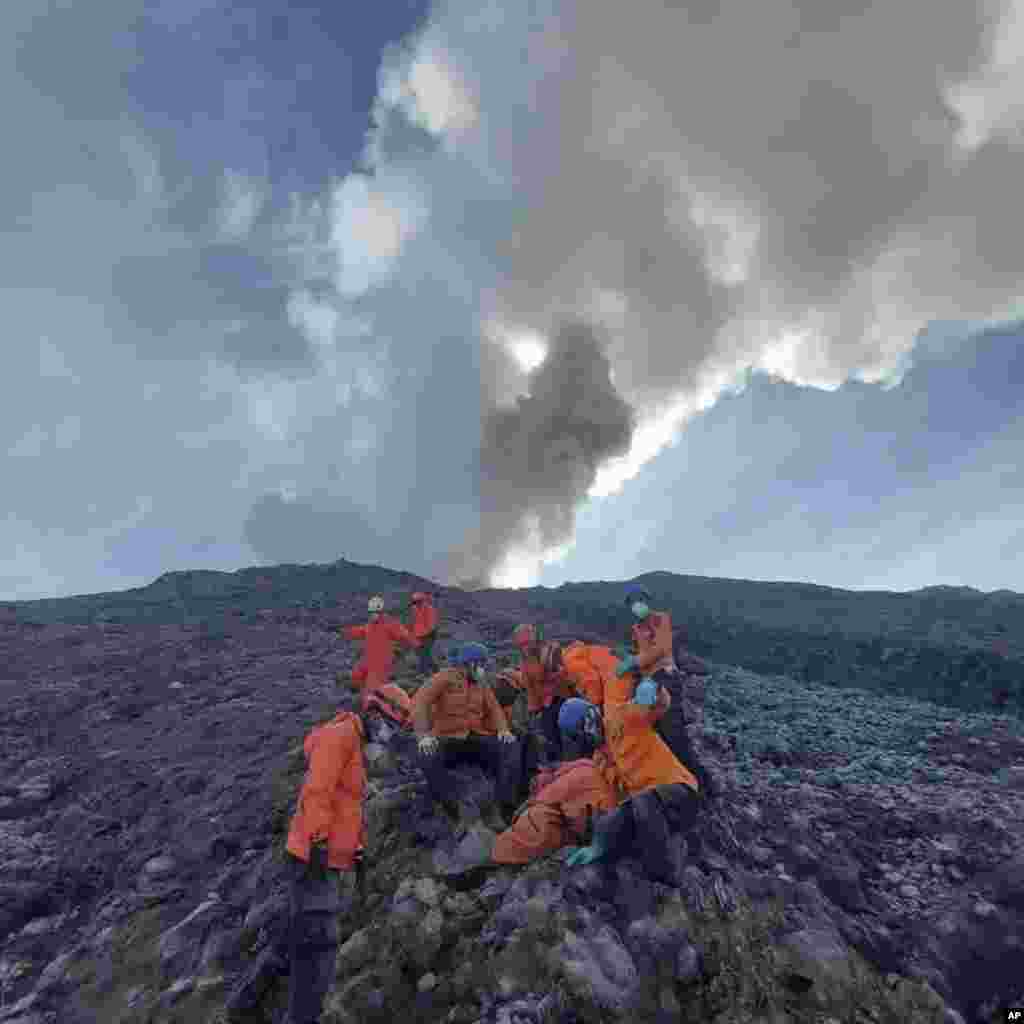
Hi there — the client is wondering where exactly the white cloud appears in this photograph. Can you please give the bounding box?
[218,170,267,240]
[328,172,427,298]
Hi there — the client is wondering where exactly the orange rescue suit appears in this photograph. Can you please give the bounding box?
[363,683,413,728]
[603,686,698,795]
[505,651,573,713]
[286,712,367,870]
[492,751,621,864]
[410,598,439,639]
[412,667,510,738]
[345,614,417,690]
[630,610,677,676]
[561,643,634,709]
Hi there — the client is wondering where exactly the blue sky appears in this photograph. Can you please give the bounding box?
[3,0,1023,601]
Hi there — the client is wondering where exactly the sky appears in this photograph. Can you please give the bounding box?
[2,0,1023,603]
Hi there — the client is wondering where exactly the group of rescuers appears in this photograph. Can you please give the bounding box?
[226,585,717,1023]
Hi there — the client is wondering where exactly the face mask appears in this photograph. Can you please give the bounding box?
[631,601,650,620]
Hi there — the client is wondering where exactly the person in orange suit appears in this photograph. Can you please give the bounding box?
[565,684,702,885]
[434,696,622,885]
[560,640,635,710]
[414,642,528,824]
[225,695,367,1024]
[501,625,573,764]
[615,585,717,803]
[342,595,417,724]
[409,591,440,675]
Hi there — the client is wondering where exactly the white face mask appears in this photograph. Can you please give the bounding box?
[631,601,650,620]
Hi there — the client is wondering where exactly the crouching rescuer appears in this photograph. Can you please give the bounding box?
[225,696,367,1024]
[434,694,622,884]
[414,642,531,824]
[565,679,702,886]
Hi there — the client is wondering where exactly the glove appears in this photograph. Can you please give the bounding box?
[566,840,606,867]
[418,734,440,756]
[615,655,639,678]
[308,839,329,881]
[633,678,659,706]
[498,730,516,744]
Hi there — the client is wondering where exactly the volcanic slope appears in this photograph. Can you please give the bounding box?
[0,570,1022,1023]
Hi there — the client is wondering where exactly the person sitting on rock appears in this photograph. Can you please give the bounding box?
[561,640,636,709]
[414,642,528,824]
[434,696,623,885]
[224,695,368,1024]
[564,679,703,886]
[615,585,717,802]
[500,625,573,765]
[408,591,440,675]
[342,595,417,727]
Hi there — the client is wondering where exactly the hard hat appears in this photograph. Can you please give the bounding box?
[410,592,426,603]
[558,698,593,734]
[368,596,385,613]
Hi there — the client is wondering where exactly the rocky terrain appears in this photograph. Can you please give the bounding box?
[1,568,1023,1023]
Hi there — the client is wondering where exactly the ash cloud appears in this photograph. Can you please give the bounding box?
[446,322,634,587]
[413,0,1024,583]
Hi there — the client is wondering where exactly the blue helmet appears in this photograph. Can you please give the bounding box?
[558,698,595,734]
[454,641,490,666]
[623,585,652,607]
[558,698,604,752]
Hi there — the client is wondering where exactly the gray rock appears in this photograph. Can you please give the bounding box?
[337,927,373,973]
[198,925,244,973]
[675,943,701,984]
[816,855,866,912]
[158,977,194,1008]
[158,898,228,979]
[0,992,41,1022]
[141,855,177,879]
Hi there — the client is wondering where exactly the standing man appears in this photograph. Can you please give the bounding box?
[343,595,418,715]
[409,591,439,676]
[225,696,367,1023]
[615,585,717,802]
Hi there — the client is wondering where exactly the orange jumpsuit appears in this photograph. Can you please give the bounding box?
[630,610,677,676]
[492,751,621,864]
[410,598,439,640]
[344,614,417,699]
[412,667,510,738]
[562,642,635,709]
[603,686,698,795]
[286,712,367,870]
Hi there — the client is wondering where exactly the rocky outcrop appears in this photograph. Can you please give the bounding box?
[1,590,1022,1023]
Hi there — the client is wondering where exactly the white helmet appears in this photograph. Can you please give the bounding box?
[368,596,385,613]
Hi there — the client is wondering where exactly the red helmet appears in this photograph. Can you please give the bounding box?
[410,592,426,604]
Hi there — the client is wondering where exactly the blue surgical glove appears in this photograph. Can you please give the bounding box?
[566,838,607,867]
[615,655,639,678]
[633,678,659,706]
